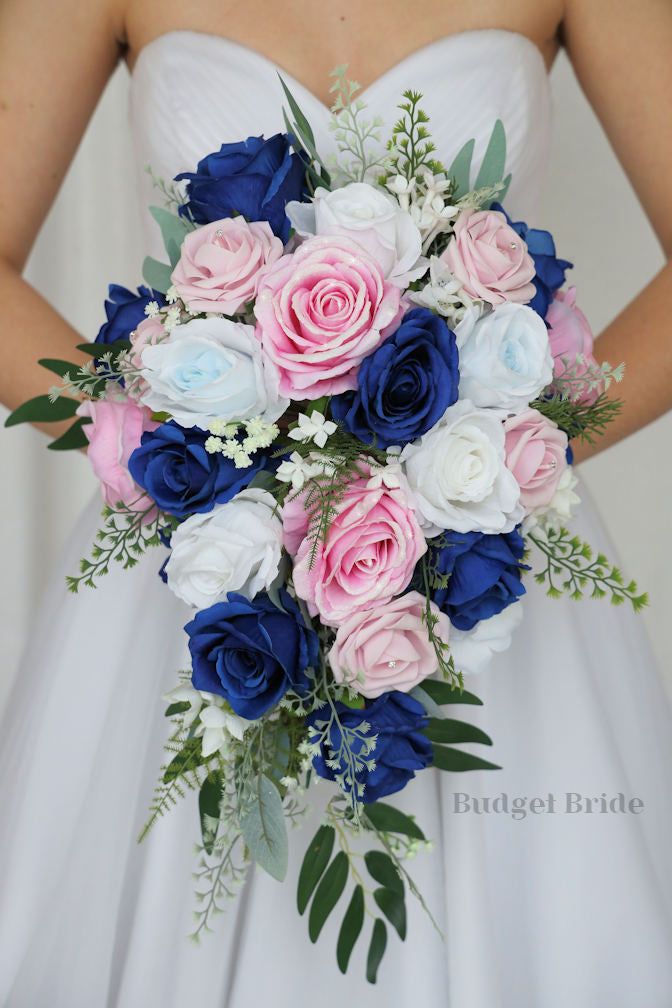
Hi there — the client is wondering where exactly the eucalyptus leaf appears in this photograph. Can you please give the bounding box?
[364,851,403,896]
[336,884,364,974]
[308,850,349,942]
[410,684,445,721]
[424,718,493,747]
[363,802,425,842]
[474,119,507,192]
[447,138,475,198]
[432,744,500,773]
[366,919,388,984]
[297,824,335,915]
[47,417,91,452]
[240,774,288,882]
[4,395,79,428]
[142,255,173,295]
[373,887,407,941]
[149,206,194,267]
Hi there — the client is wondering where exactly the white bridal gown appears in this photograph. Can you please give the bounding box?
[1,29,671,1008]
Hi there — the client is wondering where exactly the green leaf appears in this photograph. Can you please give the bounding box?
[239,774,288,882]
[474,119,507,191]
[364,802,425,841]
[409,684,445,721]
[199,771,223,856]
[75,339,131,359]
[142,255,173,294]
[37,358,80,379]
[278,74,317,149]
[366,919,388,984]
[297,824,335,915]
[149,206,194,267]
[164,700,191,717]
[421,680,483,707]
[432,744,500,772]
[247,470,279,494]
[424,718,493,747]
[47,417,91,451]
[364,851,403,895]
[336,884,364,974]
[163,736,202,783]
[267,724,292,789]
[373,887,407,941]
[308,850,349,942]
[447,138,475,198]
[4,394,80,428]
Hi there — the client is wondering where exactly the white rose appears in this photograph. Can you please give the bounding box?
[140,316,288,428]
[165,488,282,608]
[400,399,523,535]
[450,604,523,675]
[456,303,553,411]
[286,182,426,287]
[523,467,581,533]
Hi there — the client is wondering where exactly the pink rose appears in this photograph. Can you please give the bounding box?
[171,217,283,316]
[77,398,158,513]
[328,591,448,698]
[129,315,166,395]
[503,408,568,511]
[287,465,426,626]
[254,235,401,399]
[442,209,536,305]
[546,287,602,404]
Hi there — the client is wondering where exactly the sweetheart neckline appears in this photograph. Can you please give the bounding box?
[129,27,550,114]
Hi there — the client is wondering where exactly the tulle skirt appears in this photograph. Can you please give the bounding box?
[1,483,671,1007]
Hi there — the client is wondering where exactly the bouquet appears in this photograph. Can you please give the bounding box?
[6,69,647,982]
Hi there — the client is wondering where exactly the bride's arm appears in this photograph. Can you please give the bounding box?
[0,0,124,434]
[561,0,672,461]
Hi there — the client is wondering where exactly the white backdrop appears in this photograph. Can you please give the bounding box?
[1,53,670,711]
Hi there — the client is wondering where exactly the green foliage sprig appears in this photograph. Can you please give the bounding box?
[530,526,648,610]
[386,89,444,180]
[327,67,391,183]
[420,555,462,690]
[531,391,624,445]
[66,503,178,592]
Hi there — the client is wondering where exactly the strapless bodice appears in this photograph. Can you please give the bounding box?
[130,29,551,257]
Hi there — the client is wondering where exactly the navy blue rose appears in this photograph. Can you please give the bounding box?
[330,308,460,448]
[186,590,319,719]
[175,134,308,243]
[429,527,527,631]
[309,691,432,803]
[128,421,266,518]
[492,203,571,317]
[95,284,165,346]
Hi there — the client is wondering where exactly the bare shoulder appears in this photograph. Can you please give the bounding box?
[561,0,672,253]
[0,0,124,267]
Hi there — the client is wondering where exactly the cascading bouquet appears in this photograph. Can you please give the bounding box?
[6,70,647,981]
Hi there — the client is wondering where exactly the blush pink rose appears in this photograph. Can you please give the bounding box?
[546,287,602,404]
[171,217,283,315]
[254,235,401,399]
[328,591,449,698]
[129,315,166,395]
[503,408,568,511]
[442,209,536,305]
[77,398,159,513]
[287,465,426,626]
